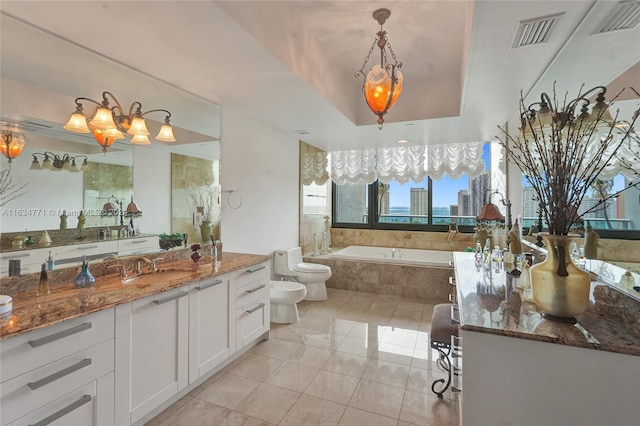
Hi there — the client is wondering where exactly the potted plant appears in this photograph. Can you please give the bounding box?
[498,84,640,320]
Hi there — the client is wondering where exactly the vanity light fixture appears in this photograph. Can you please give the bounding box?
[1,130,26,164]
[30,152,89,173]
[519,85,614,139]
[355,8,403,130]
[63,91,176,153]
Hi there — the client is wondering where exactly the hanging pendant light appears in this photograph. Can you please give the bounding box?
[1,131,26,164]
[356,8,403,130]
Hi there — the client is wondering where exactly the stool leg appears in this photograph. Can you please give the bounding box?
[431,344,453,398]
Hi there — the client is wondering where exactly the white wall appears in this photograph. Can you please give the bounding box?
[220,108,299,255]
[132,144,171,235]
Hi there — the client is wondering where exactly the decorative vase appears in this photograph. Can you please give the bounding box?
[530,233,591,321]
[74,259,96,288]
[200,220,212,243]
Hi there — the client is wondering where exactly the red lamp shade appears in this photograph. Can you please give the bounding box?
[477,203,505,222]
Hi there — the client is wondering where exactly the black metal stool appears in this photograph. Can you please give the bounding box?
[430,303,459,398]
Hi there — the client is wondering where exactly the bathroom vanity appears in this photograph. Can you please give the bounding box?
[452,252,640,426]
[0,252,271,426]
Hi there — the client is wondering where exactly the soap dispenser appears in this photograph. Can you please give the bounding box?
[74,256,96,288]
[46,251,55,271]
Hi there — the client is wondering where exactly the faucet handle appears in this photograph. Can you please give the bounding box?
[151,258,164,272]
[107,263,127,278]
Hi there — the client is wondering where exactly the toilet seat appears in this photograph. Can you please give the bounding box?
[293,263,331,274]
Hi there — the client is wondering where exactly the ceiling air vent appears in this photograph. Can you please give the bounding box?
[512,13,564,48]
[597,1,640,33]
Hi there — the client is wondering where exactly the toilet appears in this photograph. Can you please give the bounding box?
[274,247,332,301]
[269,281,307,323]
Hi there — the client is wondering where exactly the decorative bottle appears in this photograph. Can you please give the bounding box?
[38,263,50,296]
[74,256,96,288]
[474,242,483,269]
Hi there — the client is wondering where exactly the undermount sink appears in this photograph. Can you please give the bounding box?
[121,269,193,286]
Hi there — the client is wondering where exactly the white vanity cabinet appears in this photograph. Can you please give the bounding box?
[0,308,115,426]
[235,261,270,349]
[117,236,159,256]
[114,286,189,426]
[188,273,236,384]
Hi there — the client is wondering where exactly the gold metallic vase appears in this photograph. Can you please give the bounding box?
[530,233,591,319]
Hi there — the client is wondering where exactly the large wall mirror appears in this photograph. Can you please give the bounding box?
[0,13,221,264]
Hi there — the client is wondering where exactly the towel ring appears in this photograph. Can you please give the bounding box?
[223,190,242,210]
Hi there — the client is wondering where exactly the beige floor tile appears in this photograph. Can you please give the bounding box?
[336,335,378,358]
[265,361,320,392]
[280,394,346,426]
[374,342,416,366]
[196,373,261,409]
[286,344,334,368]
[362,359,410,389]
[348,379,405,419]
[323,351,369,378]
[218,411,276,425]
[378,327,419,349]
[146,289,460,426]
[228,353,284,381]
[399,389,458,426]
[152,397,231,426]
[304,370,360,404]
[304,331,345,350]
[338,406,399,426]
[250,338,304,360]
[144,396,193,426]
[234,382,300,424]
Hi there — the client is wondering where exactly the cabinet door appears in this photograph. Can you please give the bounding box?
[115,287,189,425]
[188,274,235,383]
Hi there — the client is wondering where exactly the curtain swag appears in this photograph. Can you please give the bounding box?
[330,142,487,185]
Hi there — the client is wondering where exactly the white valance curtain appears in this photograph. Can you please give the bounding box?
[330,142,486,185]
[300,142,329,185]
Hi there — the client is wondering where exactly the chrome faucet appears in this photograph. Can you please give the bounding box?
[133,257,152,274]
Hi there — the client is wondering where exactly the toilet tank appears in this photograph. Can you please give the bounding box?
[274,247,303,276]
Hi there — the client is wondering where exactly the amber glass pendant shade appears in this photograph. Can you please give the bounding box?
[92,128,117,151]
[364,65,403,115]
[1,135,26,163]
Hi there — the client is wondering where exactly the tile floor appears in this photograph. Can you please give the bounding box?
[146,289,459,426]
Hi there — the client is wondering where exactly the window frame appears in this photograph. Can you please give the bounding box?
[332,179,478,233]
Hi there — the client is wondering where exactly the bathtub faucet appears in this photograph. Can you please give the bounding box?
[392,248,401,259]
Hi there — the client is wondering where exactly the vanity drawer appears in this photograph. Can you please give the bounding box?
[118,235,159,256]
[236,277,268,308]
[55,241,119,265]
[1,338,113,424]
[1,308,114,382]
[235,261,269,288]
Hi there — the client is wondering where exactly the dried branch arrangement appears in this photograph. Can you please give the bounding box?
[497,84,640,235]
[0,166,29,207]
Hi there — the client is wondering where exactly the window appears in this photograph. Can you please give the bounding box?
[333,144,492,231]
[521,173,640,238]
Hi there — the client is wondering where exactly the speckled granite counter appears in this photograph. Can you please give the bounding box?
[0,252,271,339]
[454,252,640,357]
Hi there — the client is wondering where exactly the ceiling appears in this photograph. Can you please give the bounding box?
[1,1,639,152]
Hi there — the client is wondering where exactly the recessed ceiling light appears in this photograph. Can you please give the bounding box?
[397,139,409,144]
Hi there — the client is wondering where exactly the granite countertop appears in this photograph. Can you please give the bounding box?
[454,252,640,357]
[0,252,271,340]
